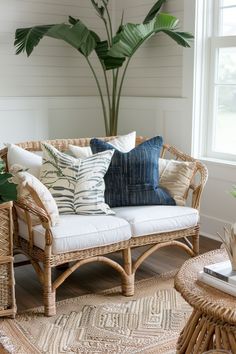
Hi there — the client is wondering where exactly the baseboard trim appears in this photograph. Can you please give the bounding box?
[200,232,220,242]
[200,213,232,242]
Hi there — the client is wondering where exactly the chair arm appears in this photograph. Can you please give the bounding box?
[162,144,208,211]
[190,161,208,210]
[14,198,53,247]
[15,198,50,226]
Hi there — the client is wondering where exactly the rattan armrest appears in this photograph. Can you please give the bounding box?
[15,198,50,226]
[14,198,53,247]
[162,144,208,211]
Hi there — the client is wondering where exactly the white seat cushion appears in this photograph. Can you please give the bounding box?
[18,215,131,254]
[113,206,199,237]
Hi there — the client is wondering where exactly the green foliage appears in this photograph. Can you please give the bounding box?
[14,0,193,136]
[143,0,167,24]
[108,14,193,59]
[15,21,97,57]
[0,159,17,204]
[231,186,236,198]
[91,0,106,18]
[95,40,126,70]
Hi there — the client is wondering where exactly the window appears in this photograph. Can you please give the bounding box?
[194,0,236,161]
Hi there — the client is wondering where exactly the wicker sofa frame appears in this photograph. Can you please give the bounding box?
[0,136,208,316]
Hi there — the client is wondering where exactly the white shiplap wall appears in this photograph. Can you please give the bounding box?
[0,0,189,144]
[0,0,106,97]
[114,0,185,97]
[0,0,185,98]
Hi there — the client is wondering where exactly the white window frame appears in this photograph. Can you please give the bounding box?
[193,0,236,163]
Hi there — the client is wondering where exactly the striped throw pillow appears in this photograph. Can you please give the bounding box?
[90,136,176,208]
[40,143,114,215]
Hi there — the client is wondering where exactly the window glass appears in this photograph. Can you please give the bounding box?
[220,7,236,35]
[195,0,236,160]
[213,85,236,155]
[222,0,236,6]
[218,47,236,84]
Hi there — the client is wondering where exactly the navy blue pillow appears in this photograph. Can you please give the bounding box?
[90,136,176,208]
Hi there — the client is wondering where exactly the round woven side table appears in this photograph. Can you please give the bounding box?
[175,249,236,354]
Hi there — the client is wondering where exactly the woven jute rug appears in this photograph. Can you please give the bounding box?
[0,271,192,354]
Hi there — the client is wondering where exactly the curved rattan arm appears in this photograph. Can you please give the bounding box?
[15,198,53,247]
[162,144,208,210]
[15,198,50,225]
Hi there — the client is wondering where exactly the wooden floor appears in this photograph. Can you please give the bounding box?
[0,237,220,354]
[14,236,220,312]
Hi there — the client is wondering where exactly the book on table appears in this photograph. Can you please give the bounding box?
[198,271,236,297]
[203,260,236,285]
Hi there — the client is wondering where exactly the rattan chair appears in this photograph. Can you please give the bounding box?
[0,136,208,316]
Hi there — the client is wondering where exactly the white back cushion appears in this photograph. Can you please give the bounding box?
[7,144,42,178]
[10,167,59,227]
[69,131,136,158]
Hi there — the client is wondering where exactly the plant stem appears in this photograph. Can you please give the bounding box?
[114,58,131,133]
[102,65,112,124]
[100,1,114,134]
[111,68,119,135]
[85,57,109,135]
[102,0,113,40]
[102,18,112,46]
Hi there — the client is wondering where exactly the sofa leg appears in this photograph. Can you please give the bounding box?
[44,289,56,317]
[192,231,200,256]
[44,262,56,316]
[122,273,135,296]
[122,248,134,296]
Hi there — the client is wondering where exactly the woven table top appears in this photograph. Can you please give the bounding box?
[174,248,236,325]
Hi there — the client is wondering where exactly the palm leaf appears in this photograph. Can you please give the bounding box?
[143,0,167,24]
[108,13,192,59]
[15,25,54,56]
[68,16,101,43]
[95,40,125,70]
[0,173,12,185]
[68,16,78,25]
[14,21,97,57]
[162,30,194,47]
[0,159,5,173]
[0,180,17,203]
[91,0,105,17]
[0,163,17,203]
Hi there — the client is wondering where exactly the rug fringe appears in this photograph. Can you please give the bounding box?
[0,330,16,354]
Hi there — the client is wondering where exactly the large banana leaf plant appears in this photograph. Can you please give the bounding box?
[14,0,193,136]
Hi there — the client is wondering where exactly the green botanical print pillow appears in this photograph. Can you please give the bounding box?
[40,143,114,215]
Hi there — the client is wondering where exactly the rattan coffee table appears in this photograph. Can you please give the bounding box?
[175,249,236,354]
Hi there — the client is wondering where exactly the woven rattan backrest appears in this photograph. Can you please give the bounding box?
[0,136,208,209]
[0,136,146,162]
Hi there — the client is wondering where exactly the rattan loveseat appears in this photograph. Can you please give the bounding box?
[0,136,208,316]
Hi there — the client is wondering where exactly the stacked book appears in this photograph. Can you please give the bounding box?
[198,260,236,296]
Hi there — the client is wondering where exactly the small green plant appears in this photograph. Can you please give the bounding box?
[14,0,193,136]
[0,159,17,203]
[230,186,236,198]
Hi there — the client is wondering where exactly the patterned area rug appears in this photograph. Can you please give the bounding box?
[0,272,192,354]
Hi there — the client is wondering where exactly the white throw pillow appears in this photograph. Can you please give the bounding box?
[69,131,136,158]
[10,165,59,227]
[159,158,196,206]
[40,142,115,215]
[7,144,42,178]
